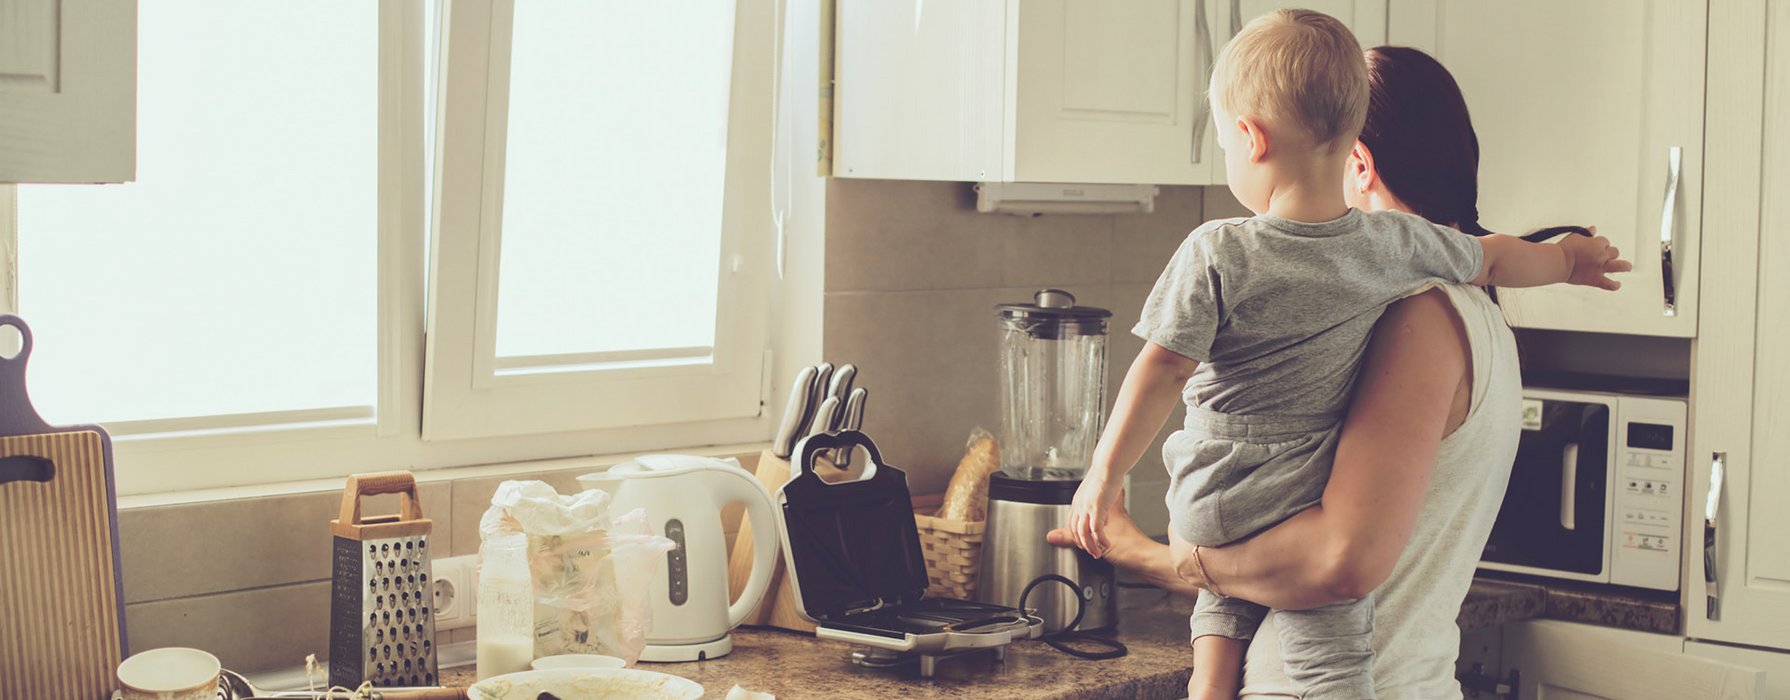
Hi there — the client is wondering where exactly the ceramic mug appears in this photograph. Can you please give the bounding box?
[115,647,220,700]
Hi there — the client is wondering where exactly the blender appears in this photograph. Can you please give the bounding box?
[976,289,1118,634]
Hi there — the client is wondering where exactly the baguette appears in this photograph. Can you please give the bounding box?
[936,432,1001,521]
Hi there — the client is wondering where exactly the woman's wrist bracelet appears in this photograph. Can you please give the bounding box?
[1192,544,1225,598]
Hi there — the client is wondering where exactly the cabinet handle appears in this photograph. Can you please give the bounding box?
[1659,146,1682,317]
[1704,450,1725,620]
[1191,0,1214,164]
[1230,0,1242,35]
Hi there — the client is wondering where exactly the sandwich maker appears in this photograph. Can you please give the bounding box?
[774,430,1042,677]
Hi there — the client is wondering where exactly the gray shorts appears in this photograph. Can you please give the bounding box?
[1166,405,1374,699]
[1163,404,1341,546]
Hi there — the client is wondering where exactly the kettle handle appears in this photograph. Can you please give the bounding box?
[709,464,779,628]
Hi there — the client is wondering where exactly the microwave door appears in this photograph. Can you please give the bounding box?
[1482,400,1610,577]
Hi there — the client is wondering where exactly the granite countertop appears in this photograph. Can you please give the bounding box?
[441,581,1542,699]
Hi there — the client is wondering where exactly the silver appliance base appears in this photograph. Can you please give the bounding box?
[848,645,1008,678]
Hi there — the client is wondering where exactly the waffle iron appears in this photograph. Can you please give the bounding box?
[774,430,1042,677]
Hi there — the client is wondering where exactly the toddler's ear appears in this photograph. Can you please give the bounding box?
[1238,116,1270,162]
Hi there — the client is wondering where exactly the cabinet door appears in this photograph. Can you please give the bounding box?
[0,0,135,183]
[832,0,1006,181]
[1688,642,1790,700]
[1504,621,1760,699]
[1391,1,1704,337]
[1011,0,1222,185]
[1687,0,1790,654]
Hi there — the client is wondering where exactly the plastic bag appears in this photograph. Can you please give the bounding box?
[478,480,675,666]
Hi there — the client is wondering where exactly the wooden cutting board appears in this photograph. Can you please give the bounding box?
[0,315,128,700]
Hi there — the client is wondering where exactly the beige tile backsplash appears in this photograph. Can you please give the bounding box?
[824,180,1239,527]
[116,181,1243,672]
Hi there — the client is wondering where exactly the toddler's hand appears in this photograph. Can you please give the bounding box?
[1069,474,1124,558]
[1560,227,1632,290]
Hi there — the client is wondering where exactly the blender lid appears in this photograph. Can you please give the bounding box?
[996,289,1112,336]
[776,431,931,619]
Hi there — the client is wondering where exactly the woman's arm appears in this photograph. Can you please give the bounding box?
[1172,288,1472,609]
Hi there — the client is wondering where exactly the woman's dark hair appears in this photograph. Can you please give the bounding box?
[1360,46,1587,245]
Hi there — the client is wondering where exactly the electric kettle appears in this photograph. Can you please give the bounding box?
[578,455,778,662]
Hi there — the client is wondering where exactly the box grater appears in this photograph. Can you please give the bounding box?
[329,471,438,689]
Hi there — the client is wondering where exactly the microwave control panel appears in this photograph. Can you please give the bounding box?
[1610,396,1688,590]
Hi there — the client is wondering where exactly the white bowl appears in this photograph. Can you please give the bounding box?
[471,668,703,700]
[530,653,627,671]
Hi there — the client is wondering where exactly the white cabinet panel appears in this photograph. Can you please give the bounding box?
[1012,0,1217,184]
[834,0,1222,185]
[0,0,135,183]
[1687,0,1790,653]
[831,0,1006,181]
[1505,621,1759,699]
[1391,1,1704,337]
[1687,642,1790,699]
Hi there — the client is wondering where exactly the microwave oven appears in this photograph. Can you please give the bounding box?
[1479,388,1687,591]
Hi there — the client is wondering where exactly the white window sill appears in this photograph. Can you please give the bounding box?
[115,441,770,511]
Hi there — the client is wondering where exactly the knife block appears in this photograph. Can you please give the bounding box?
[727,448,814,632]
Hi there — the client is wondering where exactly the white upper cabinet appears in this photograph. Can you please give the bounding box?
[833,0,1389,185]
[834,0,1205,184]
[1686,0,1790,655]
[1390,0,1705,337]
[0,0,136,183]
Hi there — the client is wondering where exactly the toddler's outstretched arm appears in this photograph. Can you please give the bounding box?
[1470,230,1632,289]
[1069,342,1200,557]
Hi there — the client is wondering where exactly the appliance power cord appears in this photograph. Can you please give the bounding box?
[1018,574,1128,661]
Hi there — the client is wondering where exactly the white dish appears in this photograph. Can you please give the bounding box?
[530,654,627,671]
[470,668,703,700]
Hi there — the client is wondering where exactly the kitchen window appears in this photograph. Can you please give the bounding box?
[0,0,790,494]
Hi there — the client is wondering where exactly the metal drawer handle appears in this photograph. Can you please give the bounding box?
[1704,450,1725,620]
[1660,146,1682,317]
[1191,0,1215,164]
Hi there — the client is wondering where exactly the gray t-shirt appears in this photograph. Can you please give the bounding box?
[1134,209,1483,416]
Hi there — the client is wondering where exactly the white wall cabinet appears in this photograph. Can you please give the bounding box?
[1685,0,1790,655]
[1389,0,1705,338]
[834,0,1222,184]
[1503,621,1759,699]
[833,0,1384,186]
[0,0,136,183]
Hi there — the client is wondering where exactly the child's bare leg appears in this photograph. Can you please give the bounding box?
[1189,634,1246,700]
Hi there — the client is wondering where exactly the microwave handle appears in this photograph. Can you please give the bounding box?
[1559,443,1579,531]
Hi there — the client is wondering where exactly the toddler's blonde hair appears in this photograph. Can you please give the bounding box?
[1211,8,1368,151]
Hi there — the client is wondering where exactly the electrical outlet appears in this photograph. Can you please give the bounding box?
[433,554,477,631]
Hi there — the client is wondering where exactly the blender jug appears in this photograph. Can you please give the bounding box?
[980,288,1119,634]
[995,289,1111,481]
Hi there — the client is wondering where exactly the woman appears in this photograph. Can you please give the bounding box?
[1051,47,1593,698]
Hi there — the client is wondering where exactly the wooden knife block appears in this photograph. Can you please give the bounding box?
[727,448,814,632]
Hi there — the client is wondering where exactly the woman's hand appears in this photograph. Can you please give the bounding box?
[1048,500,1204,599]
[1068,470,1126,557]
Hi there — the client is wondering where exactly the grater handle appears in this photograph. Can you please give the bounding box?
[339,471,425,526]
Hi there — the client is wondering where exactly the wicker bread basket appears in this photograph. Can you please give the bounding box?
[913,508,986,600]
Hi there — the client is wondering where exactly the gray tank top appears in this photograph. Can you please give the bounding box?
[1239,284,1522,700]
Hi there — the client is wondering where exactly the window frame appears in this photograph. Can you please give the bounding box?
[422,0,775,441]
[0,0,811,497]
